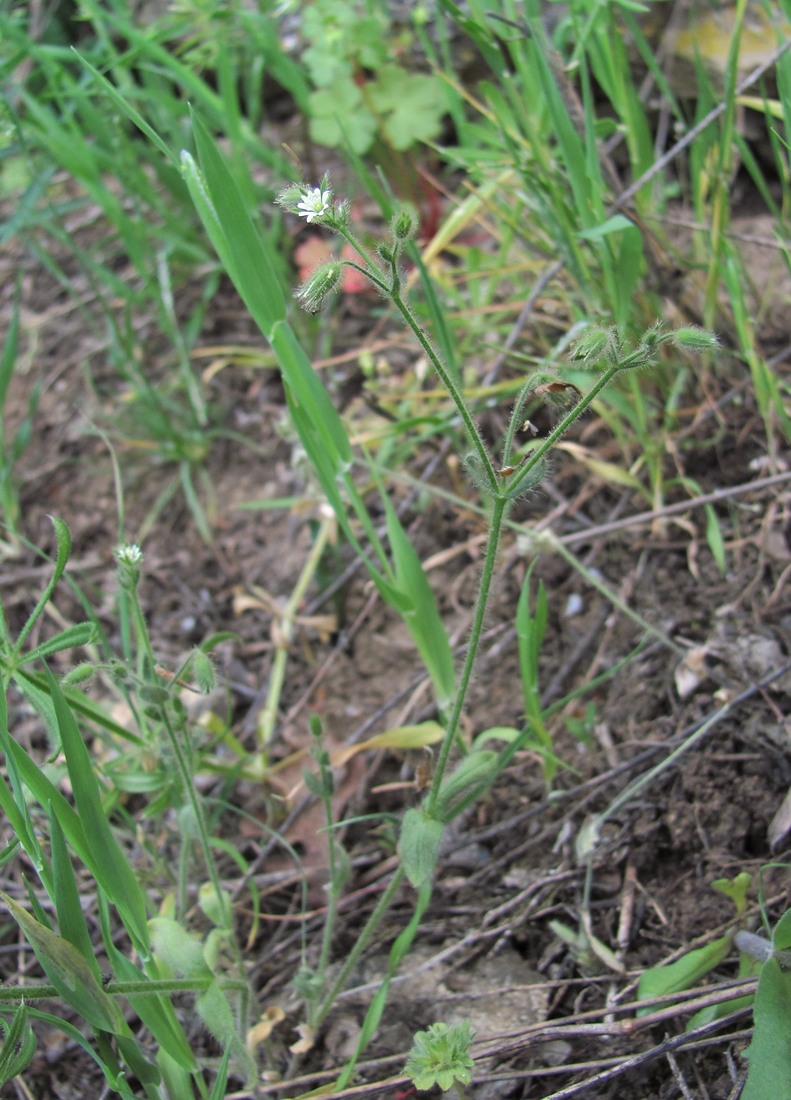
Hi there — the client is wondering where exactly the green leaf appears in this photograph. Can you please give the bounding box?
[404,1020,475,1092]
[516,566,555,781]
[269,321,352,467]
[186,111,286,335]
[73,49,176,164]
[98,896,198,1074]
[44,668,149,952]
[772,908,791,952]
[50,809,101,981]
[686,984,756,1033]
[0,893,124,1032]
[742,958,791,1100]
[471,726,521,750]
[0,1004,36,1087]
[336,880,433,1090]
[0,696,44,877]
[636,935,731,1013]
[308,82,377,153]
[435,751,498,822]
[578,214,637,240]
[711,872,751,915]
[196,980,256,1085]
[399,809,444,888]
[368,67,446,150]
[381,494,455,709]
[704,503,727,574]
[21,623,97,664]
[208,1047,232,1100]
[15,517,72,653]
[114,1032,160,1086]
[149,917,211,979]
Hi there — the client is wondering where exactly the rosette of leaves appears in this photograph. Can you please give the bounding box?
[404,1020,475,1092]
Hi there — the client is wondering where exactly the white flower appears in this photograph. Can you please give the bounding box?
[296,186,332,223]
[115,543,143,565]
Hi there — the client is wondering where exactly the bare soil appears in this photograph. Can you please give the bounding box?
[1,154,790,1099]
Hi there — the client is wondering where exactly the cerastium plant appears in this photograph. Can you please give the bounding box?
[0,527,252,1097]
[267,177,718,1081]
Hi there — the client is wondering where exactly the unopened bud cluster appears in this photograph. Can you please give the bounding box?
[571,321,719,371]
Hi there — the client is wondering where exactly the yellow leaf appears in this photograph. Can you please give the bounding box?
[331,721,444,767]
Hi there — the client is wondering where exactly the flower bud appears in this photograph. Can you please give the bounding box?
[392,208,417,241]
[670,326,720,351]
[570,324,619,365]
[295,262,342,312]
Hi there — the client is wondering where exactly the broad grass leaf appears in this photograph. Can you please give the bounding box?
[185,112,286,336]
[208,1047,231,1100]
[578,214,637,240]
[0,694,43,873]
[49,809,100,980]
[157,1047,194,1100]
[0,893,124,1033]
[471,726,521,750]
[74,50,176,164]
[282,384,349,525]
[44,667,149,952]
[704,503,727,574]
[113,1033,160,1086]
[516,565,555,780]
[381,494,455,708]
[270,321,352,467]
[14,667,139,742]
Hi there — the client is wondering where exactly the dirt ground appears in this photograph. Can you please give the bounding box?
[1,136,791,1099]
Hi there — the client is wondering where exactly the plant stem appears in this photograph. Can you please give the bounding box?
[336,225,497,494]
[310,748,343,1028]
[258,511,335,744]
[390,288,498,493]
[314,865,406,1028]
[425,360,627,808]
[160,705,231,930]
[508,359,623,497]
[0,977,219,1003]
[426,493,509,814]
